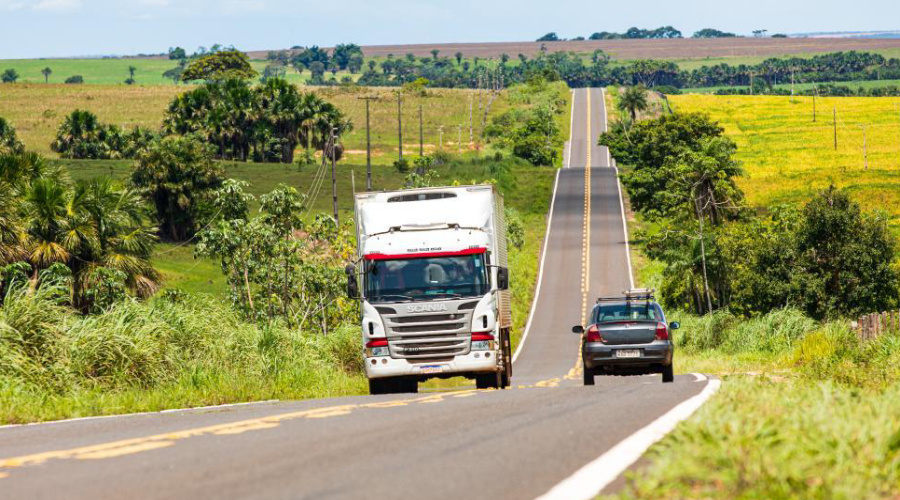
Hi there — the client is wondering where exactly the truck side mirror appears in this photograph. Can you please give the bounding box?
[497,266,509,291]
[572,325,584,334]
[345,265,359,299]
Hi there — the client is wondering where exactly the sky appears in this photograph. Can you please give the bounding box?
[0,0,899,59]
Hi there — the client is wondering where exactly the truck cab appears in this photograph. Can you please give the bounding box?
[347,185,513,395]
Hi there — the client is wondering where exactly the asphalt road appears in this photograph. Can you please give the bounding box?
[0,88,713,500]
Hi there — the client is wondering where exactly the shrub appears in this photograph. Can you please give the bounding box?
[64,75,84,84]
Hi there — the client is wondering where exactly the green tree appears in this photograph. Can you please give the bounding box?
[168,46,187,60]
[1,69,19,83]
[600,112,726,216]
[65,75,84,84]
[455,52,463,65]
[41,67,52,83]
[536,32,560,42]
[0,117,24,154]
[617,85,649,122]
[181,50,257,82]
[125,65,137,85]
[131,135,224,241]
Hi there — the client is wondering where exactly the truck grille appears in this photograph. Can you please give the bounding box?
[380,305,475,361]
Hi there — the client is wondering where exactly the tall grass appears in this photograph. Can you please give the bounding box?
[0,287,366,424]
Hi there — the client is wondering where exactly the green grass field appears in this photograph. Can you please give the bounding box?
[683,78,900,94]
[0,82,571,166]
[669,94,900,232]
[0,57,357,86]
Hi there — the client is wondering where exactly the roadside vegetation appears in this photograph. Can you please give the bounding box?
[0,68,559,422]
[601,86,900,499]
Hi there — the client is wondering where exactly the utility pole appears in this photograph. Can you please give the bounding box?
[748,71,754,95]
[833,107,838,150]
[790,68,795,103]
[397,91,403,161]
[468,96,473,145]
[419,104,424,157]
[457,124,462,154]
[863,124,868,170]
[357,96,376,191]
[813,91,817,122]
[331,127,339,225]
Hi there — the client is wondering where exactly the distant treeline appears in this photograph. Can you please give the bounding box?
[536,27,742,41]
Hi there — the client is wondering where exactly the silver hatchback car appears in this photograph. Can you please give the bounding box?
[572,289,678,385]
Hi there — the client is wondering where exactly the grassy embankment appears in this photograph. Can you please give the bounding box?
[600,92,900,499]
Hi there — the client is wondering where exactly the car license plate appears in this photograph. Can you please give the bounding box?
[615,349,641,358]
[420,365,444,374]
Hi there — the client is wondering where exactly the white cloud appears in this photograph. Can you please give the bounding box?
[223,0,264,13]
[0,0,26,10]
[33,0,83,12]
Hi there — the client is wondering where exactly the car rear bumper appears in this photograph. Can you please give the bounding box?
[583,341,673,370]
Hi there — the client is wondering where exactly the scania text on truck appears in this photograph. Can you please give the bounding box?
[346,185,513,395]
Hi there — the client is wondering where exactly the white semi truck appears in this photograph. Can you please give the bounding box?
[346,185,513,395]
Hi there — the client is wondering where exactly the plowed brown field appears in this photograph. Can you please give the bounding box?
[247,37,900,61]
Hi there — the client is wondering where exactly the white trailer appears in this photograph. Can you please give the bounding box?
[347,185,513,395]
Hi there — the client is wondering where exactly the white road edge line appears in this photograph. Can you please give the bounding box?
[692,373,708,382]
[535,377,722,500]
[513,167,561,364]
[614,166,635,290]
[0,400,281,430]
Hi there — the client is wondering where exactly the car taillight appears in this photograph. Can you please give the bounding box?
[586,325,603,343]
[655,322,669,341]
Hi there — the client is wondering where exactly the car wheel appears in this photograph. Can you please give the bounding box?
[661,364,674,383]
[583,364,595,386]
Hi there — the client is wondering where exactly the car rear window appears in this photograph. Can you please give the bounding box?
[594,303,661,323]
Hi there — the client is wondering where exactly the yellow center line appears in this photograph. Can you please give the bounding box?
[0,390,482,477]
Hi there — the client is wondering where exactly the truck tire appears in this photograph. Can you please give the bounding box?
[500,330,512,389]
[475,371,501,389]
[368,378,387,395]
[661,364,674,383]
[583,364,595,386]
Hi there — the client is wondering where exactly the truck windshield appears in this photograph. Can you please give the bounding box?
[594,302,661,323]
[365,254,490,303]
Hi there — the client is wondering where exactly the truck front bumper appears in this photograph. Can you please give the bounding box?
[365,350,499,379]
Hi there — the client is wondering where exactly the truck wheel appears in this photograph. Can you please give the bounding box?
[368,379,386,395]
[583,364,595,386]
[476,372,501,389]
[662,364,674,383]
[500,330,512,388]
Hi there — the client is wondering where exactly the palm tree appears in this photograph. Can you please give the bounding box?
[51,109,103,158]
[256,78,304,163]
[617,85,649,122]
[41,67,52,83]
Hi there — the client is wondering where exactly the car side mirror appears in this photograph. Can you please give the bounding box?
[669,321,680,330]
[345,265,359,299]
[571,325,584,334]
[497,266,509,291]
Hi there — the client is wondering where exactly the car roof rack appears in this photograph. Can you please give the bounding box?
[595,288,656,303]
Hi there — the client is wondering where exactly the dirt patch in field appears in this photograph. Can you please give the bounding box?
[246,38,900,61]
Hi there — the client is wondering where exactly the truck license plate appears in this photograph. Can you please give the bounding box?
[420,365,444,374]
[615,349,641,358]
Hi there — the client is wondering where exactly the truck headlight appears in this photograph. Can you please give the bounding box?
[471,333,495,351]
[365,339,390,357]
